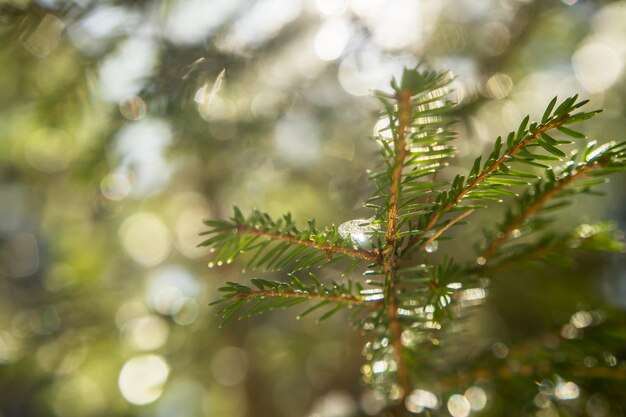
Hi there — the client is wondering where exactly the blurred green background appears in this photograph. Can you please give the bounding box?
[1,0,626,416]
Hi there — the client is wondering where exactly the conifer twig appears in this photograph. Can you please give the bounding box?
[418,208,475,251]
[233,289,382,308]
[414,118,569,246]
[235,225,381,262]
[480,159,604,263]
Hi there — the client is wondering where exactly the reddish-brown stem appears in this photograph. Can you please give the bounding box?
[383,90,412,402]
[235,225,381,262]
[418,209,475,251]
[385,91,411,248]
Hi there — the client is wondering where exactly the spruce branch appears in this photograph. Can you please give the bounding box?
[423,119,563,229]
[407,96,601,253]
[200,64,626,415]
[211,274,378,325]
[200,207,380,272]
[479,140,626,264]
[234,224,380,262]
[231,289,378,307]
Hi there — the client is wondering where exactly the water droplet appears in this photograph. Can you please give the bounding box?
[208,262,215,268]
[217,261,223,266]
[226,258,233,265]
[119,96,147,120]
[424,240,438,253]
[476,256,487,266]
[296,315,301,320]
[338,217,378,247]
[511,229,522,238]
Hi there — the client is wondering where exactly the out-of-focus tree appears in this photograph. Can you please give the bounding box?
[0,1,626,417]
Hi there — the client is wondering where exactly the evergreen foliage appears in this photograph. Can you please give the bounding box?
[201,67,626,416]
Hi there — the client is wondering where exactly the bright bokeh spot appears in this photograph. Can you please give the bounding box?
[308,390,356,417]
[465,386,487,411]
[571,310,593,329]
[118,354,170,405]
[222,0,302,50]
[350,0,438,50]
[119,96,147,120]
[555,381,580,400]
[79,5,135,39]
[164,0,242,45]
[119,213,172,266]
[338,52,414,96]
[115,118,173,196]
[572,42,624,93]
[99,37,157,102]
[171,297,200,325]
[314,19,350,61]
[316,0,348,15]
[405,389,439,413]
[274,115,320,164]
[100,170,132,201]
[447,394,471,417]
[146,265,199,316]
[122,315,169,351]
[483,73,513,99]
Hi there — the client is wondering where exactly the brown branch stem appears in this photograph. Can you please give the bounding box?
[234,225,381,262]
[418,209,475,251]
[384,90,413,404]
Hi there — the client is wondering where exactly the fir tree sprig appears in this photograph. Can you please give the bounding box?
[211,274,380,325]
[200,65,626,416]
[199,207,381,272]
[367,68,456,240]
[479,140,626,264]
[408,96,602,252]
